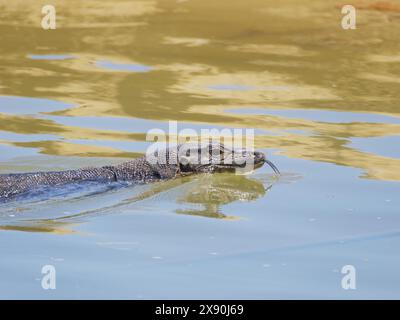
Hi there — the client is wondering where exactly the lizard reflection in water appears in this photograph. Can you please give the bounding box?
[176,173,271,219]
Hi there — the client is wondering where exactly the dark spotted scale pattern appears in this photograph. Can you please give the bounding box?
[0,155,179,201]
[0,143,272,202]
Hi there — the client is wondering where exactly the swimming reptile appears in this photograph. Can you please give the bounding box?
[0,142,280,201]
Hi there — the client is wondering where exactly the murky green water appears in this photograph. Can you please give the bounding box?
[0,0,400,299]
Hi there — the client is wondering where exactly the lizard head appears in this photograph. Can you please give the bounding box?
[176,142,280,175]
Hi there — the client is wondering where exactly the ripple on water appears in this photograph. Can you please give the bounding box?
[0,131,59,143]
[0,96,73,115]
[0,144,38,162]
[350,136,400,159]
[43,115,272,135]
[27,54,75,60]
[226,108,400,125]
[0,180,149,221]
[208,84,291,91]
[208,84,255,91]
[96,60,153,72]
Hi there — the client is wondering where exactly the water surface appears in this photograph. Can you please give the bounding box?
[0,0,399,299]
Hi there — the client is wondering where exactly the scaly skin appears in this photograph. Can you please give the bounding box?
[0,143,278,201]
[0,157,177,200]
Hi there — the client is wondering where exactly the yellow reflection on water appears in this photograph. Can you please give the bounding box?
[0,221,77,234]
[0,0,399,182]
